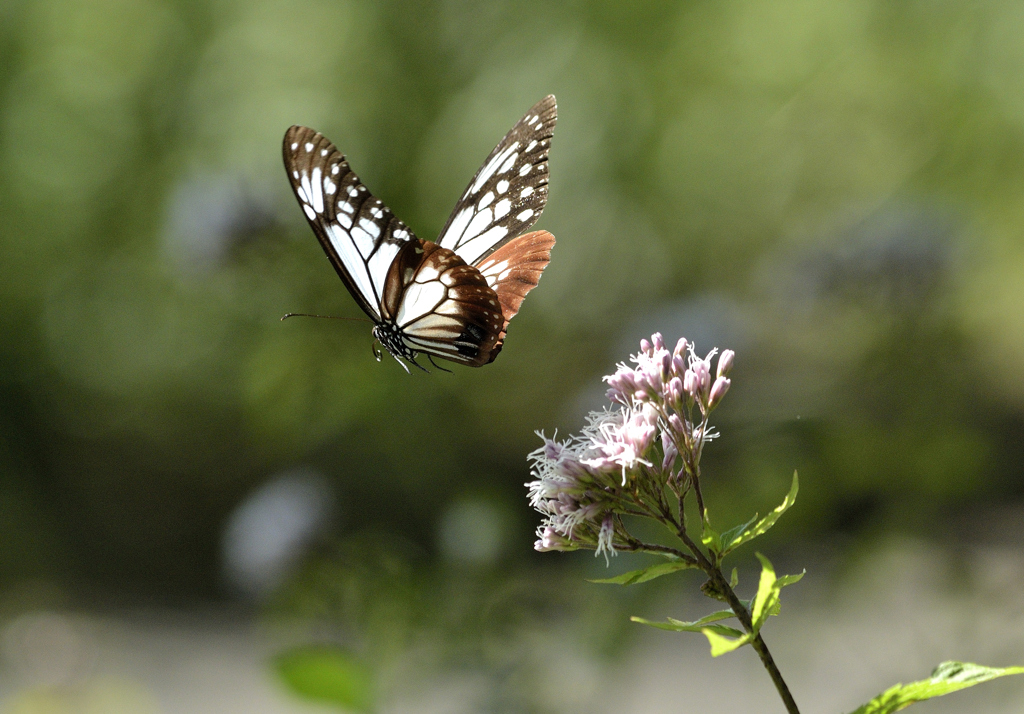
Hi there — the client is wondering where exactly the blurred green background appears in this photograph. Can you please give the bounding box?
[4,0,1024,711]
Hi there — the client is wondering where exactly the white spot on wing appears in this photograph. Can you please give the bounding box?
[310,167,325,213]
[439,207,472,249]
[303,205,316,220]
[471,142,519,193]
[326,224,378,318]
[519,164,531,176]
[416,266,440,283]
[324,178,336,195]
[463,209,493,242]
[368,242,400,300]
[331,165,339,175]
[300,172,313,209]
[359,218,381,239]
[478,192,494,209]
[291,142,298,151]
[498,152,518,174]
[321,149,328,156]
[520,186,534,198]
[350,225,375,258]
[496,180,509,194]
[458,225,509,264]
[494,199,511,219]
[397,275,447,326]
[516,209,534,222]
[304,142,314,152]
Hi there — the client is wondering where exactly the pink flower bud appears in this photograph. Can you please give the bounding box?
[668,376,683,405]
[668,413,687,437]
[683,370,700,400]
[640,338,652,354]
[709,376,731,408]
[717,349,735,379]
[691,360,711,399]
[661,431,678,472]
[634,389,648,401]
[672,355,686,378]
[535,527,574,552]
[651,333,664,351]
[673,337,689,359]
[643,365,662,394]
[660,351,672,378]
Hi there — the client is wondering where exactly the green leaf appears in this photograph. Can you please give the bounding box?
[751,552,804,627]
[847,661,1024,714]
[701,513,722,555]
[588,560,696,585]
[632,554,803,659]
[702,627,753,657]
[729,567,739,587]
[719,514,758,551]
[631,609,742,637]
[274,646,375,712]
[720,472,799,557]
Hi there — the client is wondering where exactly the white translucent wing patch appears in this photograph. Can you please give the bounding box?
[283,126,416,321]
[436,95,557,267]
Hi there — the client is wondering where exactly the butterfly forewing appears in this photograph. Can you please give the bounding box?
[283,126,417,320]
[381,240,505,366]
[436,95,557,266]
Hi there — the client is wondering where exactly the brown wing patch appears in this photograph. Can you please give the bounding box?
[474,230,555,363]
[382,239,505,367]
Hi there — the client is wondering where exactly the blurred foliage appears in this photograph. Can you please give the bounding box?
[2,0,1024,622]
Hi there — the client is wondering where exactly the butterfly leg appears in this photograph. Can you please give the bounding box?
[426,354,453,373]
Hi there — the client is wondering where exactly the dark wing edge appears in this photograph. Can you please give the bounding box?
[282,125,417,321]
[435,95,557,266]
[474,230,555,363]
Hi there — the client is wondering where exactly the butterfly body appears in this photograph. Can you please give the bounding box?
[283,96,556,371]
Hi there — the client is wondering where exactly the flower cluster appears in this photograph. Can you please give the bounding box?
[526,333,734,561]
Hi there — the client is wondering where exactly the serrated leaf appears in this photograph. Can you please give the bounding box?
[721,473,799,556]
[588,560,696,585]
[630,609,740,635]
[274,646,374,713]
[846,661,1024,714]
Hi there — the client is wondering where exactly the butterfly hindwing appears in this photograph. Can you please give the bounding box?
[475,230,555,363]
[381,239,505,366]
[436,95,557,266]
[283,126,417,320]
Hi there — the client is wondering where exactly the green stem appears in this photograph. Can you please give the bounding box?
[677,530,800,714]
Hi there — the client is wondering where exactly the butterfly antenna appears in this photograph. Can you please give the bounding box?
[281,312,373,323]
[426,354,452,373]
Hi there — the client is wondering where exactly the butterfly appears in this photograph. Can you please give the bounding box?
[283,95,556,372]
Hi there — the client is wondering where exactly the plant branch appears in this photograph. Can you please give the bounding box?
[676,530,800,714]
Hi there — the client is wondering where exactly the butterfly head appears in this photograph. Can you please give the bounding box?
[372,322,421,372]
